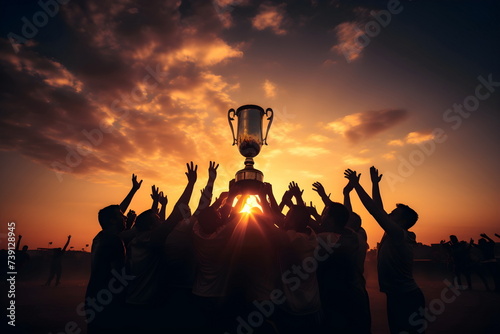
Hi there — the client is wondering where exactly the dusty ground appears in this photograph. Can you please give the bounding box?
[2,256,500,333]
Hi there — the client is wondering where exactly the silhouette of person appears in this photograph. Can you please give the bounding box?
[44,235,71,286]
[16,235,30,276]
[441,235,476,289]
[473,234,498,291]
[343,176,372,333]
[345,167,425,334]
[276,193,322,334]
[85,173,142,333]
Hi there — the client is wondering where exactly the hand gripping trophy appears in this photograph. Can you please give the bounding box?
[228,105,274,192]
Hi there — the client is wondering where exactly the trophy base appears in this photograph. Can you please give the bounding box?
[235,158,264,193]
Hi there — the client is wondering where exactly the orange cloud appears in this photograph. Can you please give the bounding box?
[252,3,287,35]
[263,79,277,98]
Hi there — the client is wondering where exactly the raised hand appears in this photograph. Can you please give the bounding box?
[159,191,167,206]
[495,233,500,239]
[125,210,136,229]
[307,201,319,216]
[343,181,354,195]
[344,169,361,185]
[185,161,198,183]
[370,166,383,183]
[289,181,303,198]
[281,190,293,207]
[132,174,143,191]
[312,182,327,198]
[68,235,72,239]
[208,161,219,181]
[151,185,160,201]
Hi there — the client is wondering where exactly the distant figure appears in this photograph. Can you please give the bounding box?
[345,167,425,334]
[476,233,499,291]
[16,235,30,274]
[441,235,469,287]
[44,235,71,286]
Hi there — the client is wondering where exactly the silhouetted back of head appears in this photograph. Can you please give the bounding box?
[284,205,310,232]
[396,203,419,229]
[346,212,362,231]
[198,206,221,234]
[22,245,28,252]
[322,202,349,232]
[98,205,122,230]
[449,235,458,243]
[135,209,160,232]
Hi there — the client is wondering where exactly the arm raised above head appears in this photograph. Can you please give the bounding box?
[345,169,403,238]
[120,174,143,213]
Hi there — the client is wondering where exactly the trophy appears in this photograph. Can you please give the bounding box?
[228,105,273,188]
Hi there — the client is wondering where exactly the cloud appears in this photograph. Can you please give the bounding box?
[388,139,404,146]
[387,131,436,147]
[342,155,371,166]
[405,131,436,144]
[263,79,277,98]
[330,8,370,62]
[288,147,329,157]
[252,3,288,35]
[325,109,409,144]
[0,0,245,182]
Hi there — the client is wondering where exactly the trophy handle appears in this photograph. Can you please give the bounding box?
[262,108,274,145]
[228,108,237,145]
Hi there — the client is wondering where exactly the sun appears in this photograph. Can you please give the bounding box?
[232,195,263,214]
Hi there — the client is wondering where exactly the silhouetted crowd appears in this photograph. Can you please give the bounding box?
[78,162,499,334]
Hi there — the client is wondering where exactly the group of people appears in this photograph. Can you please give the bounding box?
[85,162,424,334]
[441,233,500,292]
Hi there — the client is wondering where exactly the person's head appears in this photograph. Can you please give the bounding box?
[449,235,458,244]
[284,205,310,232]
[321,202,349,232]
[21,245,28,252]
[389,203,418,229]
[478,238,487,246]
[346,212,362,231]
[134,209,161,232]
[98,205,126,232]
[197,206,222,234]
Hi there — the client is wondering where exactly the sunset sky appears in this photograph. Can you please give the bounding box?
[1,0,499,250]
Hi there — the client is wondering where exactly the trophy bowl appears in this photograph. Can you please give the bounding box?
[228,104,273,185]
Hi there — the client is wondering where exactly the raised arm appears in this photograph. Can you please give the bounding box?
[158,192,168,221]
[264,182,281,215]
[120,174,143,213]
[194,161,218,215]
[495,233,500,239]
[278,190,293,213]
[166,162,198,223]
[16,235,22,251]
[344,169,402,238]
[306,202,322,233]
[150,185,160,213]
[289,181,305,206]
[343,180,354,212]
[62,235,71,252]
[370,166,384,210]
[480,233,495,243]
[125,210,136,230]
[312,182,332,207]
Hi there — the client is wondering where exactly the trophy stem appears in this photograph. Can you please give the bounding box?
[244,157,255,168]
[235,157,264,186]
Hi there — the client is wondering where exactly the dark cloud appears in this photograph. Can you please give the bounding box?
[0,0,243,181]
[327,109,409,144]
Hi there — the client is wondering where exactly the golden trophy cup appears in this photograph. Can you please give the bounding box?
[228,104,274,191]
